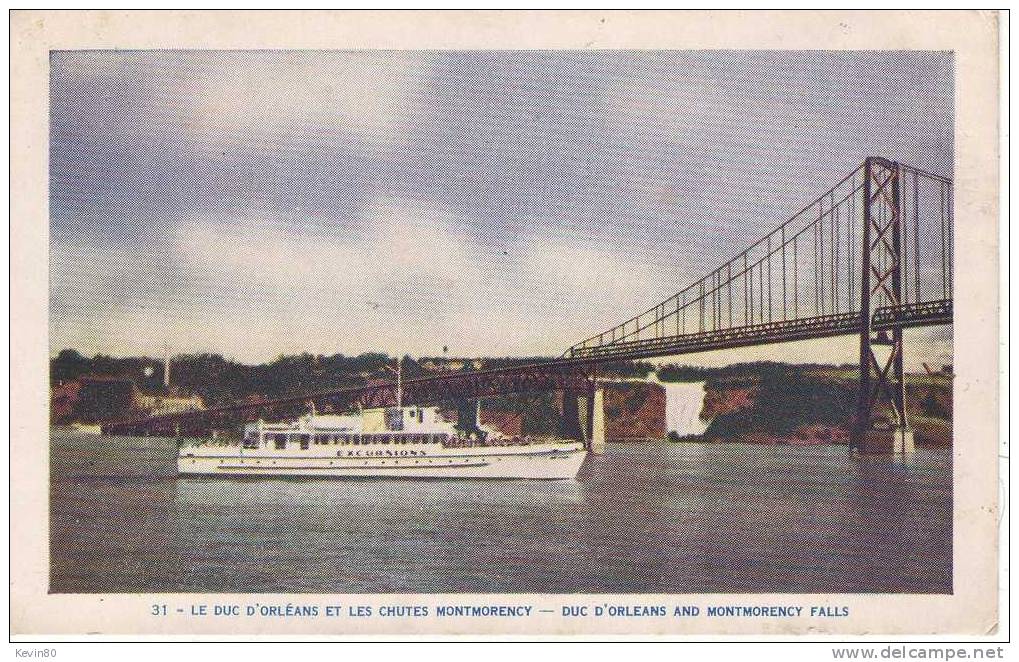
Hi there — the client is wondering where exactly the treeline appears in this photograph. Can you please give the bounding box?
[51,349,588,408]
[658,360,858,387]
[52,347,863,414]
[53,349,413,407]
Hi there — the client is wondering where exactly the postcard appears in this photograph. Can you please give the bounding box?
[10,10,1000,637]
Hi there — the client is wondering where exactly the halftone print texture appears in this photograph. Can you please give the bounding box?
[49,50,953,594]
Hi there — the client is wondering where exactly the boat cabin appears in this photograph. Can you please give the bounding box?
[242,405,458,450]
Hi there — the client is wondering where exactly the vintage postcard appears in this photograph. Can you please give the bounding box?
[10,10,1000,638]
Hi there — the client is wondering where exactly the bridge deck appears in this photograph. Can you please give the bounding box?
[565,300,952,362]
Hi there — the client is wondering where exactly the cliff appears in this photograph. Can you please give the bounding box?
[604,383,666,441]
[688,367,952,447]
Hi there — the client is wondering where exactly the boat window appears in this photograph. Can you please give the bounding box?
[274,435,286,450]
[299,435,310,450]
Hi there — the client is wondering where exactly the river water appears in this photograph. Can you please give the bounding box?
[50,432,951,594]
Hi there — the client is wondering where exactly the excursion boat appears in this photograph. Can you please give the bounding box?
[177,404,588,480]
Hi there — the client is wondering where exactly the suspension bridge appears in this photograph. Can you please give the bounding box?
[104,157,953,455]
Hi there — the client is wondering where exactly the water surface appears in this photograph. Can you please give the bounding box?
[50,433,951,593]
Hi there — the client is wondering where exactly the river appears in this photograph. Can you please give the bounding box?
[50,432,951,594]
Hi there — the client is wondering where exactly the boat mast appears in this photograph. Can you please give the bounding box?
[163,342,171,389]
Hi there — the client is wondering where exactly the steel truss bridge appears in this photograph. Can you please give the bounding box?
[105,157,953,453]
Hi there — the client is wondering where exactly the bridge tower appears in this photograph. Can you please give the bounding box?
[852,157,914,455]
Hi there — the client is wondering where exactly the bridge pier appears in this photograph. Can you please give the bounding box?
[590,386,606,455]
[455,399,483,438]
[858,425,914,455]
[559,391,582,441]
[559,387,605,455]
[851,158,918,457]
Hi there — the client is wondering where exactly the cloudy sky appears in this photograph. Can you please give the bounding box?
[50,50,953,366]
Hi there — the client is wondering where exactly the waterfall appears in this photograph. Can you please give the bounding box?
[662,381,710,436]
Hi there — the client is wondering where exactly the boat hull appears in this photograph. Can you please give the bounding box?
[178,444,588,480]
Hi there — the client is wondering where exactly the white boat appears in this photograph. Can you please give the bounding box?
[178,404,588,480]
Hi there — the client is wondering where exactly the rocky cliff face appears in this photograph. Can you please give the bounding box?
[604,383,665,441]
[701,386,754,420]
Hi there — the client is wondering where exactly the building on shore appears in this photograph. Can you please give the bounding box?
[136,392,206,417]
[50,375,205,424]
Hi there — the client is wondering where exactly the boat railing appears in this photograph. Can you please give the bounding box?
[442,435,540,448]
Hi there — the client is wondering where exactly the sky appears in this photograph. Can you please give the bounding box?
[50,50,953,367]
